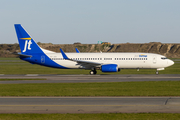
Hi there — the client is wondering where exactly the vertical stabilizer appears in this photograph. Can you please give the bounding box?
[14,24,43,54]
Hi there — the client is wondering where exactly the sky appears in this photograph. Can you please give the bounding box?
[1,0,180,44]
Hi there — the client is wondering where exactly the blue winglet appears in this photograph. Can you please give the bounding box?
[75,48,80,53]
[60,49,69,60]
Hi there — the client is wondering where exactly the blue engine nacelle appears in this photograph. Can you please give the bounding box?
[101,64,120,72]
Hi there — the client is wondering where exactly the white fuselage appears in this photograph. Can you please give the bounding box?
[45,52,174,70]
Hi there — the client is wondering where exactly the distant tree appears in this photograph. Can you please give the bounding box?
[37,42,42,45]
[74,42,81,45]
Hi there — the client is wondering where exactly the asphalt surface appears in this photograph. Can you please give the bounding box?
[0,74,180,84]
[0,74,180,113]
[0,97,180,113]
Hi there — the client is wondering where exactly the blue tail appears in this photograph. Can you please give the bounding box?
[14,24,43,55]
[14,24,68,69]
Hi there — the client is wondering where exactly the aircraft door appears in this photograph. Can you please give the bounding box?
[153,56,157,64]
[41,55,45,64]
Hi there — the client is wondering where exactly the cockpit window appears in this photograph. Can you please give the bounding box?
[161,57,167,60]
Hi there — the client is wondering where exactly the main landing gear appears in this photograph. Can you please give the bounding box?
[89,69,97,75]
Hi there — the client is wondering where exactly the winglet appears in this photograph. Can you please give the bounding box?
[60,49,69,60]
[75,48,80,53]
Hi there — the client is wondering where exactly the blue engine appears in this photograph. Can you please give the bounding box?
[101,64,120,72]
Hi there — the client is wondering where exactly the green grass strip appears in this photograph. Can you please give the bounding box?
[0,81,180,96]
[0,78,46,81]
[0,113,180,120]
[0,58,20,60]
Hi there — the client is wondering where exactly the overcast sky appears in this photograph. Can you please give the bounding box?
[1,0,180,44]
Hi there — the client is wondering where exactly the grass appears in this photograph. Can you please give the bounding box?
[0,113,180,120]
[0,78,46,81]
[0,81,180,96]
[0,58,179,74]
[0,58,20,60]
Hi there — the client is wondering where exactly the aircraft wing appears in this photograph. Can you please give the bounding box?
[74,60,101,67]
[60,49,101,69]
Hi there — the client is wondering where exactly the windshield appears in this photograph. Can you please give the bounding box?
[161,57,167,60]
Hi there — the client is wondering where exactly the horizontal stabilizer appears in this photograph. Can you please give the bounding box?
[13,52,32,57]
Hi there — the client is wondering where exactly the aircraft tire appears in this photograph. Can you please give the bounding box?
[90,70,94,75]
[90,70,97,75]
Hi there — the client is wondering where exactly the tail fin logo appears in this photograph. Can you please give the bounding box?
[20,38,32,52]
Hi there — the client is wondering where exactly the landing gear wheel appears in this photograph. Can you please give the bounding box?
[156,71,159,75]
[90,70,94,75]
[89,70,97,75]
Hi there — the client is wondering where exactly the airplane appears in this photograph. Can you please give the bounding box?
[14,24,174,75]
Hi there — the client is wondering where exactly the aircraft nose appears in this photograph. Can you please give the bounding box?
[168,60,174,66]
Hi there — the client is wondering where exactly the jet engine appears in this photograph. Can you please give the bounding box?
[101,64,120,72]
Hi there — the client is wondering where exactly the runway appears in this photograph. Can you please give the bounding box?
[0,74,180,84]
[0,97,180,113]
[0,74,180,113]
